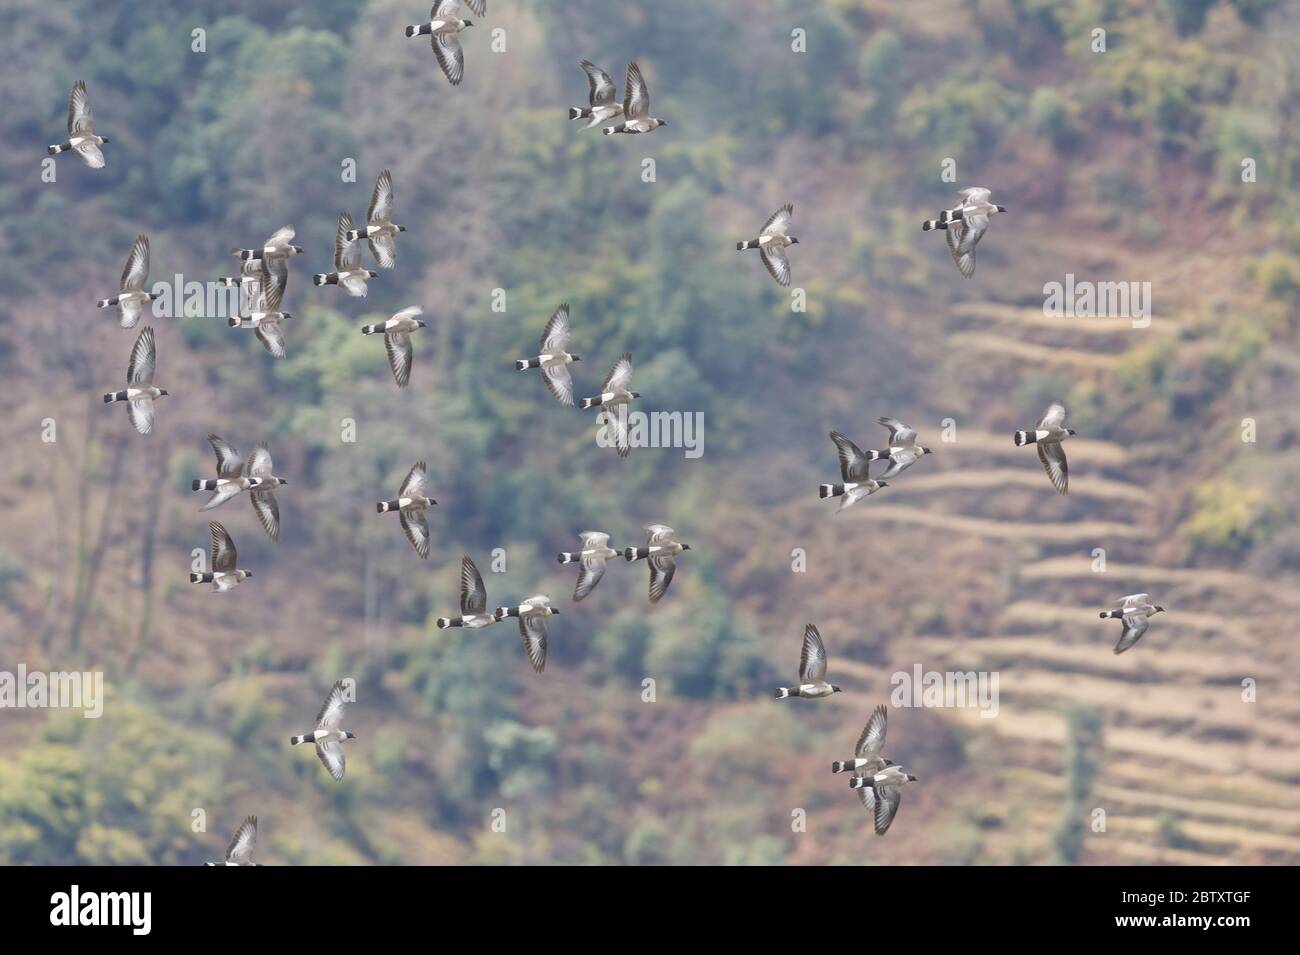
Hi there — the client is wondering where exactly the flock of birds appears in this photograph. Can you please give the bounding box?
[46,6,1172,858]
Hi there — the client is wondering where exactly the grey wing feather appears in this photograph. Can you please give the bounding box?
[648,555,676,603]
[209,521,237,573]
[856,705,888,758]
[122,235,149,290]
[127,326,156,384]
[460,555,487,614]
[829,431,872,483]
[798,624,827,683]
[315,680,348,729]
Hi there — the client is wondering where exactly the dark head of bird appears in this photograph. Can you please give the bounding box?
[291,246,305,254]
[996,205,1007,212]
[282,312,293,321]
[368,270,379,279]
[550,608,560,615]
[243,570,254,578]
[680,544,691,551]
[571,355,582,361]
[877,481,889,488]
[397,225,408,233]
[921,446,935,454]
[417,320,428,328]
[345,731,358,740]
[1067,429,1078,436]
[99,136,111,144]
[789,236,800,244]
[158,389,170,396]
[906,774,918,782]
[629,391,641,399]
[831,685,843,694]
[1155,606,1166,613]
[463,19,474,26]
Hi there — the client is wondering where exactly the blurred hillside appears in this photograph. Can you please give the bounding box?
[1,0,1299,864]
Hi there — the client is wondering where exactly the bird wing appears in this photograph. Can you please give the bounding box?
[250,489,280,541]
[648,555,676,603]
[68,80,93,134]
[760,203,794,237]
[856,704,888,758]
[369,233,397,269]
[316,739,346,781]
[127,326,156,385]
[1037,402,1067,430]
[127,399,155,436]
[760,243,792,287]
[580,531,610,549]
[400,507,431,559]
[539,303,571,352]
[121,235,149,291]
[385,331,414,388]
[368,170,394,224]
[598,408,630,457]
[74,140,106,168]
[1037,441,1069,495]
[245,443,273,479]
[335,211,361,271]
[463,0,485,15]
[226,816,257,864]
[580,59,617,107]
[622,62,649,119]
[257,261,285,313]
[315,680,348,729]
[400,461,428,498]
[857,777,877,814]
[798,623,828,684]
[433,32,465,86]
[878,416,916,447]
[829,431,872,483]
[1113,615,1149,654]
[646,523,675,544]
[946,214,986,278]
[255,320,287,359]
[543,363,574,408]
[266,225,295,249]
[573,554,608,602]
[208,434,244,478]
[520,613,548,673]
[209,521,237,573]
[603,352,633,392]
[874,786,902,835]
[460,555,487,614]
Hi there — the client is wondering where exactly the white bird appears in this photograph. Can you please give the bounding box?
[866,417,934,480]
[737,204,800,287]
[290,680,358,782]
[493,594,559,673]
[623,524,690,603]
[580,352,639,457]
[436,555,500,629]
[569,60,624,130]
[228,260,291,359]
[405,0,484,86]
[191,435,269,517]
[345,170,408,269]
[515,303,581,406]
[921,187,1006,278]
[314,211,379,295]
[362,306,427,388]
[1014,402,1076,495]
[830,705,894,775]
[48,80,110,168]
[376,461,436,559]
[819,431,888,511]
[102,325,168,436]
[204,816,260,865]
[189,521,253,592]
[773,624,842,699]
[557,531,618,601]
[848,765,920,835]
[603,63,668,135]
[1100,594,1166,654]
[96,235,158,328]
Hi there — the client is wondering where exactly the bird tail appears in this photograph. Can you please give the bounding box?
[1100,610,1122,619]
[819,483,844,499]
[190,573,213,584]
[227,316,242,327]
[436,616,463,629]
[602,124,622,136]
[865,449,887,460]
[361,323,382,335]
[217,276,238,287]
[346,227,368,241]
[97,297,117,308]
[48,142,71,155]
[1014,430,1037,446]
[569,106,590,120]
[231,247,261,260]
[314,272,337,286]
[493,607,520,622]
[515,358,541,370]
[774,688,792,700]
[831,760,850,773]
[557,551,580,564]
[193,479,220,491]
[579,395,602,409]
[290,734,310,745]
[376,500,400,513]
[103,390,127,403]
[847,776,871,790]
[623,547,650,561]
[737,239,759,251]
[922,209,963,231]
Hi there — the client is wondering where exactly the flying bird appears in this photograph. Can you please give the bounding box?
[376,461,436,559]
[345,170,407,269]
[773,624,842,700]
[362,306,427,388]
[204,816,260,866]
[603,63,668,135]
[405,0,483,86]
[1014,402,1075,494]
[314,211,378,296]
[493,594,559,673]
[848,765,920,836]
[515,303,581,407]
[1100,593,1166,654]
[623,524,689,603]
[96,235,158,328]
[866,417,934,480]
[230,226,304,292]
[102,325,168,436]
[831,705,894,775]
[819,431,888,511]
[580,352,639,457]
[290,680,358,781]
[189,521,253,592]
[569,60,624,130]
[921,187,1006,278]
[436,555,500,630]
[191,435,291,535]
[48,80,110,168]
[229,261,291,359]
[737,204,800,287]
[557,531,618,601]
